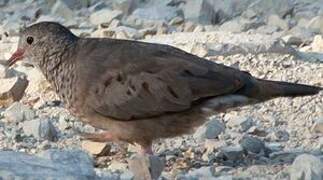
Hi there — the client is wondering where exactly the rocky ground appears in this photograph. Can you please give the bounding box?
[0,0,323,179]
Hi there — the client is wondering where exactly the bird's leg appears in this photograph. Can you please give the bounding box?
[81,132,115,142]
[139,141,154,155]
[141,146,154,155]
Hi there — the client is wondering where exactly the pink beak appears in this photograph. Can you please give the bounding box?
[7,48,25,67]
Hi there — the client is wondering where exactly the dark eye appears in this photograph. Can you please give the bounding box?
[26,36,33,44]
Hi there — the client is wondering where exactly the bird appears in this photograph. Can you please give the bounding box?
[7,22,322,154]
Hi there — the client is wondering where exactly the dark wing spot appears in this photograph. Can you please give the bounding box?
[116,74,122,82]
[167,86,179,98]
[104,78,112,87]
[126,89,132,95]
[142,82,151,94]
[183,69,194,76]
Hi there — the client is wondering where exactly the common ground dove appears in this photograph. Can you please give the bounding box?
[8,22,322,154]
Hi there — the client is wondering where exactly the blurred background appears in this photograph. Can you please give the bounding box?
[0,0,323,180]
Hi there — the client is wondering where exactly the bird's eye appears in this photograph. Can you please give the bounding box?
[26,36,34,45]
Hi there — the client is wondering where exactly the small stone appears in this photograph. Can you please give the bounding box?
[4,102,34,123]
[282,35,303,46]
[289,154,323,180]
[169,16,184,26]
[129,154,165,180]
[0,76,28,107]
[112,0,141,15]
[267,14,289,30]
[22,118,58,141]
[267,129,290,141]
[182,0,217,24]
[90,9,123,26]
[119,170,134,180]
[184,21,196,32]
[194,118,225,140]
[0,63,15,78]
[0,0,8,7]
[226,115,253,132]
[312,117,323,133]
[0,150,95,179]
[186,166,214,179]
[311,35,323,52]
[306,16,323,34]
[219,145,244,161]
[109,160,128,172]
[81,140,110,155]
[51,0,75,22]
[240,135,266,154]
[132,1,177,21]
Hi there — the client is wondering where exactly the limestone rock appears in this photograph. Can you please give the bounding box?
[22,118,58,141]
[290,154,323,180]
[129,154,165,180]
[90,9,123,26]
[4,102,34,123]
[81,140,110,156]
[0,76,28,107]
[0,150,96,179]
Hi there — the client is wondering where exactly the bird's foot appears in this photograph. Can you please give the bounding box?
[81,132,115,142]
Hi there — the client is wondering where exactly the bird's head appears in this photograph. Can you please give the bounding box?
[8,22,78,67]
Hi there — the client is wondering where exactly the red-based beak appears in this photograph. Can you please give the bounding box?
[7,48,25,67]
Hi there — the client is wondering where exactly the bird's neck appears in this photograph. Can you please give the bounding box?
[38,43,77,106]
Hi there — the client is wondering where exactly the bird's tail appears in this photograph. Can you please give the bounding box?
[246,79,322,101]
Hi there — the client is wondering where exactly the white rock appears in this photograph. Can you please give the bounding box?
[90,9,123,26]
[306,16,323,34]
[22,118,58,141]
[4,102,34,123]
[132,0,177,21]
[282,34,304,46]
[311,35,323,52]
[312,117,323,133]
[109,161,128,172]
[267,14,289,31]
[194,118,225,140]
[0,76,28,108]
[51,0,75,22]
[129,154,165,180]
[81,140,110,155]
[0,150,95,179]
[290,154,323,180]
[0,0,8,7]
[219,145,244,161]
[226,115,253,132]
[112,0,141,15]
[182,0,216,24]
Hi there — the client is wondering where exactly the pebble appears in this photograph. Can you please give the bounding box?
[81,140,110,155]
[90,9,123,26]
[240,135,266,154]
[129,154,165,180]
[194,118,225,141]
[289,154,323,180]
[0,77,28,108]
[0,150,96,179]
[4,102,34,123]
[226,115,253,132]
[219,145,244,161]
[22,118,58,141]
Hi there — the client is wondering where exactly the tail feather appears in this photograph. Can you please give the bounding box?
[259,79,322,97]
[236,78,322,101]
